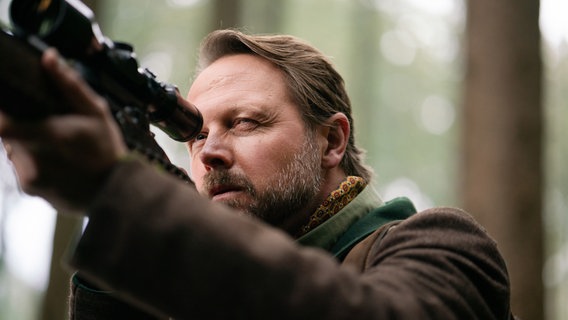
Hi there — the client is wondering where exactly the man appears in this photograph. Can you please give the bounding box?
[0,30,513,319]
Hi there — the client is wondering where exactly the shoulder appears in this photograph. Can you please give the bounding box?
[344,206,495,268]
[344,207,509,294]
[367,206,503,268]
[380,206,500,259]
[392,206,493,245]
[343,206,512,319]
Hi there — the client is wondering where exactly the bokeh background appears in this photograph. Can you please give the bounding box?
[0,0,566,319]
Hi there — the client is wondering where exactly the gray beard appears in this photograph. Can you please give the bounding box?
[202,136,322,226]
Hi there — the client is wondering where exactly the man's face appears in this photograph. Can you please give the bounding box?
[186,54,324,227]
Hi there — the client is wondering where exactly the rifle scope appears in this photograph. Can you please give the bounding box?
[9,0,203,142]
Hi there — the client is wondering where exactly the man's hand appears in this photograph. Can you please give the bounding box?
[0,48,128,213]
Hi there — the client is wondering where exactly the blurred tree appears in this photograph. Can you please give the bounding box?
[347,1,381,167]
[25,0,561,319]
[543,44,568,319]
[462,0,543,320]
[211,0,242,30]
[40,214,83,320]
[40,4,101,320]
[242,0,284,33]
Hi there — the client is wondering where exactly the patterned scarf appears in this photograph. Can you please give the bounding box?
[296,176,367,237]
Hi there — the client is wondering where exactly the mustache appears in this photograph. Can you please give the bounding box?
[202,170,256,196]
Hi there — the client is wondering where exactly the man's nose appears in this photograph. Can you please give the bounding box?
[198,134,233,171]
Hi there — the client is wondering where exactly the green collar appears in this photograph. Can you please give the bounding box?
[297,186,417,260]
[296,185,383,250]
[330,196,417,260]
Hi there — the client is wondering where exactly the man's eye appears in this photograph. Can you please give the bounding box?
[234,118,259,129]
[189,133,207,150]
[195,132,208,141]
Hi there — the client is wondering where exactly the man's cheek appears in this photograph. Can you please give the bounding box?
[190,169,206,195]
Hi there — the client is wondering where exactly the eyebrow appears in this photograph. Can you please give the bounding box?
[226,103,280,121]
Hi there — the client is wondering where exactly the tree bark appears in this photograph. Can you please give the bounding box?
[462,1,543,319]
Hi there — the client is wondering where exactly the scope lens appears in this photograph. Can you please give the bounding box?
[10,0,62,37]
[38,0,52,11]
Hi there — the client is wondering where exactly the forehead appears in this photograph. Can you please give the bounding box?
[187,54,290,104]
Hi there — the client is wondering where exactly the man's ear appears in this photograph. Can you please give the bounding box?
[320,113,350,169]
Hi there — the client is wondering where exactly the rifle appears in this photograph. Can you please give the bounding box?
[0,0,203,183]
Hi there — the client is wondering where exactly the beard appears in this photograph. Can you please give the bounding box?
[201,135,323,226]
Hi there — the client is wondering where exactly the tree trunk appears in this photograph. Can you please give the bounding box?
[348,2,381,154]
[462,1,543,319]
[211,0,242,30]
[40,2,101,319]
[40,214,83,320]
[242,0,284,33]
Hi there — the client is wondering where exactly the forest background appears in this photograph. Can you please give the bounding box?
[0,0,566,319]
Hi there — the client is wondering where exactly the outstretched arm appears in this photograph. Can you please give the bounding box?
[71,157,512,320]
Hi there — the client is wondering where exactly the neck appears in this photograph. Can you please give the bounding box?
[281,169,347,237]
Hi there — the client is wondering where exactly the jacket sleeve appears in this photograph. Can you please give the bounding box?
[69,274,165,320]
[69,156,512,320]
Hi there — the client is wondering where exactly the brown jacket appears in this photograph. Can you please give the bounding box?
[69,158,513,319]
